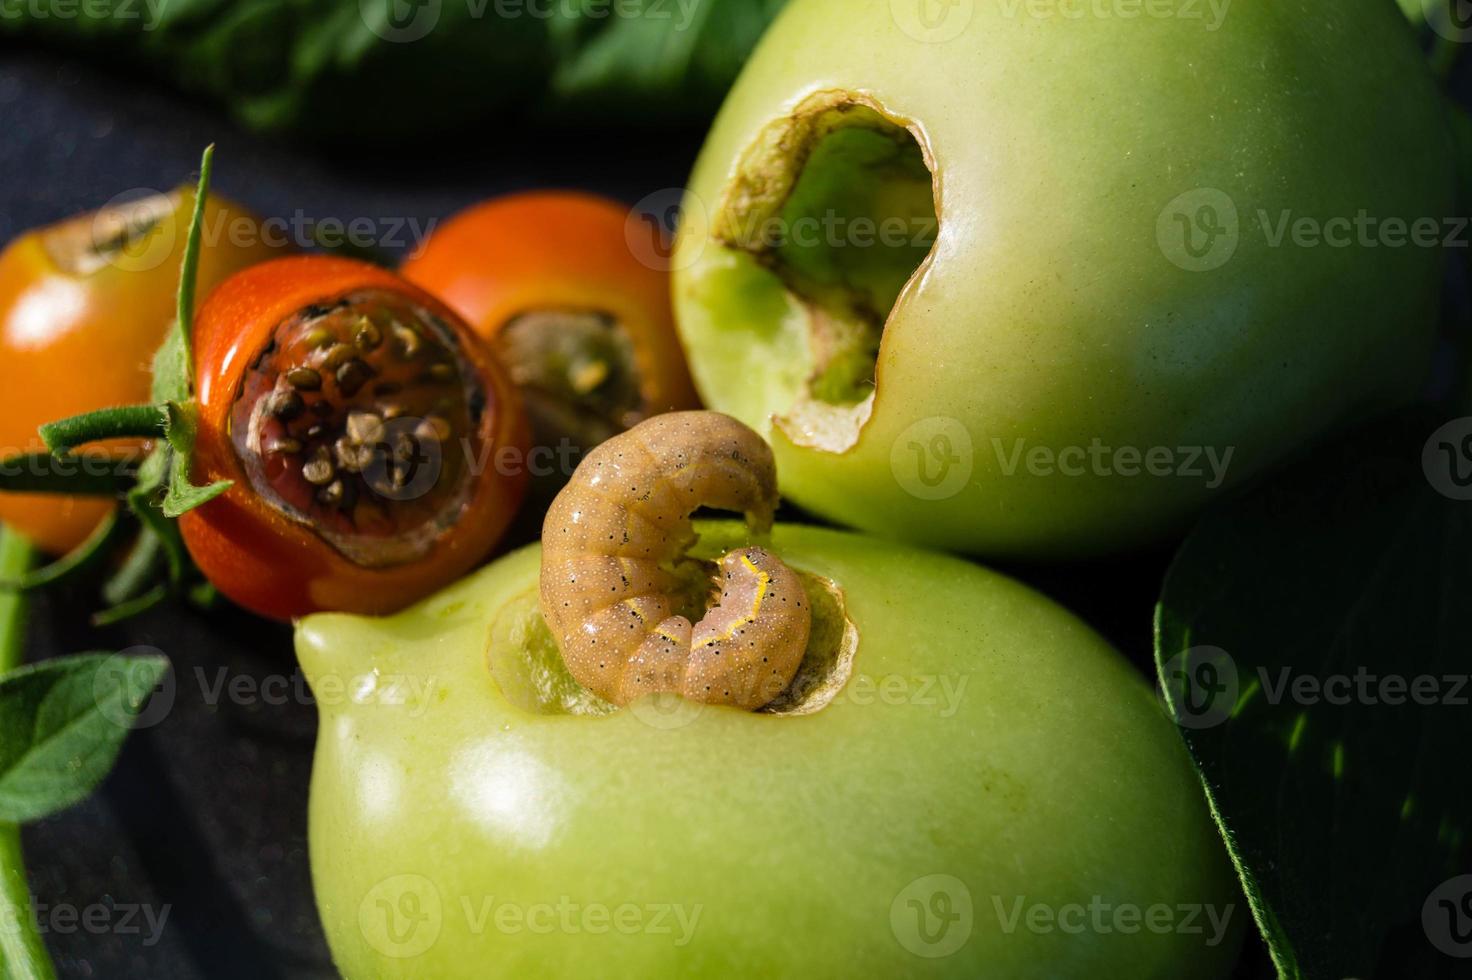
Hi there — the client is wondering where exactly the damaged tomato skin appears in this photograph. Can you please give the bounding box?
[672,0,1456,559]
[0,190,285,553]
[298,523,1240,977]
[402,191,700,419]
[180,255,530,621]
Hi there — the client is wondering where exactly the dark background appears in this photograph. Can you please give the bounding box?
[8,27,1468,977]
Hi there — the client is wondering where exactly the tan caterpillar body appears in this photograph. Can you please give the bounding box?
[540,412,811,709]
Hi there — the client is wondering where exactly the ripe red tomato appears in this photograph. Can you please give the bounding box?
[401,191,699,460]
[0,189,284,553]
[180,255,529,620]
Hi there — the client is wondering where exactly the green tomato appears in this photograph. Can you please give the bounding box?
[670,0,1455,558]
[299,523,1240,977]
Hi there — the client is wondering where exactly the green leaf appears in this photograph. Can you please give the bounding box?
[547,0,786,118]
[0,653,171,823]
[1156,410,1472,978]
[160,401,232,518]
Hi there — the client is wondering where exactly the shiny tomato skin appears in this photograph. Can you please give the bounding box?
[401,191,699,417]
[0,190,284,553]
[180,255,530,621]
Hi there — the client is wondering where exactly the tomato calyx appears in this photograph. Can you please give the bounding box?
[231,289,483,567]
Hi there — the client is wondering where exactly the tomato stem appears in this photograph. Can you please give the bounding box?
[39,404,167,453]
[0,509,127,592]
[0,452,138,496]
[0,525,59,980]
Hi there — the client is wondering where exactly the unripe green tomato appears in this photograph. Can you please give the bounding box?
[670,0,1455,558]
[299,523,1240,977]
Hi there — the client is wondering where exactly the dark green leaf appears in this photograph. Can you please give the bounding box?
[0,0,785,139]
[0,653,171,823]
[1156,410,1472,978]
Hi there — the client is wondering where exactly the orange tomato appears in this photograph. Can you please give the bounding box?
[180,256,529,620]
[402,191,699,462]
[0,189,285,553]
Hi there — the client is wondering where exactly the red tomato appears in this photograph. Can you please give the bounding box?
[401,191,699,461]
[180,256,529,620]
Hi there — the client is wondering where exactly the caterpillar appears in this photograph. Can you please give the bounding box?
[539,412,811,710]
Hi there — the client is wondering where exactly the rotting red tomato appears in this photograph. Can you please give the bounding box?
[0,189,285,553]
[401,191,699,469]
[179,255,530,620]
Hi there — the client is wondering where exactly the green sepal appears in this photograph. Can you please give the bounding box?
[160,401,232,518]
[150,327,190,407]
